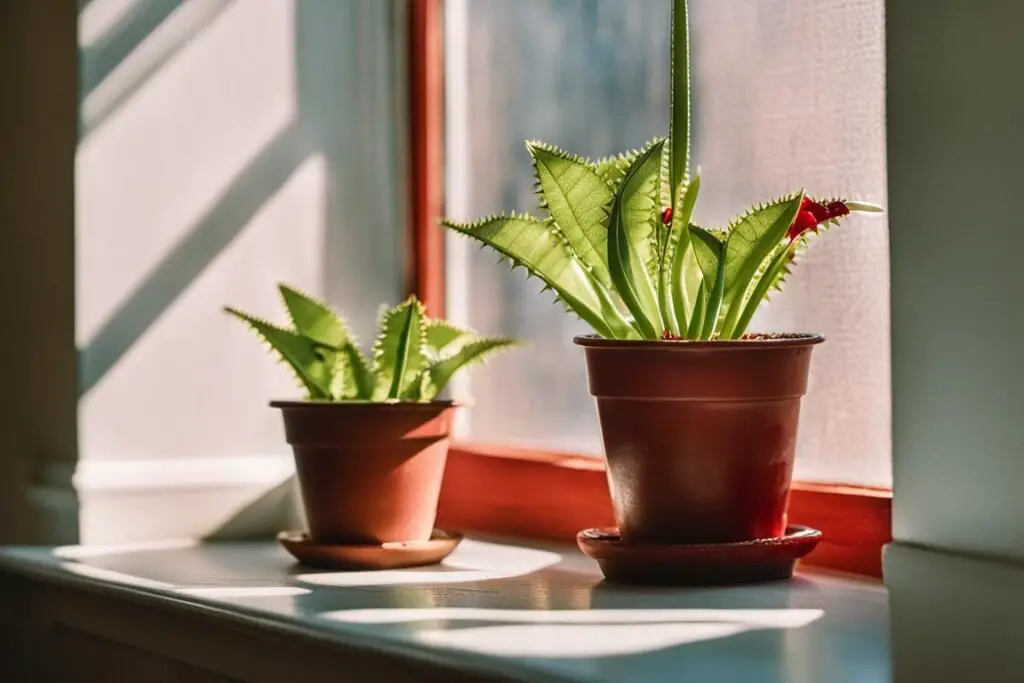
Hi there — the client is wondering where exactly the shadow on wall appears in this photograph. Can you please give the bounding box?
[203,475,301,541]
[78,121,309,395]
[75,0,404,473]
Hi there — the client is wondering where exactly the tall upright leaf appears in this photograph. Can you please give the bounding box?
[718,193,804,337]
[224,308,333,399]
[372,297,427,400]
[689,226,726,339]
[607,139,666,338]
[662,171,702,333]
[441,213,634,338]
[668,0,691,220]
[528,141,614,290]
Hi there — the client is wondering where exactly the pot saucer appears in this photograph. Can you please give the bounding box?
[577,525,822,586]
[278,529,463,571]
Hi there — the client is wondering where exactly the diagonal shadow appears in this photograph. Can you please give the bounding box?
[80,0,235,137]
[81,0,184,95]
[204,477,299,542]
[78,121,311,396]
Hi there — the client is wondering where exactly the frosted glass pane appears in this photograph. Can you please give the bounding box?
[445,0,890,486]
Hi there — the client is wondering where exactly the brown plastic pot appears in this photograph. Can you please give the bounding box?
[271,401,456,545]
[575,334,824,545]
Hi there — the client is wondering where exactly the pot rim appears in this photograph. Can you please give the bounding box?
[270,399,461,410]
[574,332,825,350]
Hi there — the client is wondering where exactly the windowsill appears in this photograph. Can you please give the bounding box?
[0,536,889,683]
[439,443,893,577]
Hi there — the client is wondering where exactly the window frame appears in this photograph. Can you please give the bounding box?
[407,0,891,578]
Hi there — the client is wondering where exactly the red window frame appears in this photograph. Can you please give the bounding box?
[406,0,891,578]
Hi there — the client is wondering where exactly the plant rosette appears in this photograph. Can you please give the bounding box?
[226,286,520,546]
[440,0,882,556]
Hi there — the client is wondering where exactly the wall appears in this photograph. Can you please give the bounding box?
[77,0,405,461]
[887,4,1024,678]
[888,0,1024,560]
[0,0,408,544]
[72,0,408,542]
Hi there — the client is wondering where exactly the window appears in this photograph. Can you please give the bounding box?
[12,0,1019,587]
[67,0,891,569]
[443,0,890,487]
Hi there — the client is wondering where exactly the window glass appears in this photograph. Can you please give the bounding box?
[445,0,890,486]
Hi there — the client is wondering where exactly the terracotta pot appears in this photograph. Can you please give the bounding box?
[272,401,456,545]
[575,334,824,545]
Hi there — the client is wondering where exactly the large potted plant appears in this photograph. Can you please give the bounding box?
[226,286,518,569]
[441,0,880,583]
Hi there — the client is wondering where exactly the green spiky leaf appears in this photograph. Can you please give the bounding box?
[662,171,702,335]
[690,226,724,293]
[726,197,874,338]
[424,318,477,360]
[403,369,431,402]
[278,285,351,348]
[277,284,375,398]
[718,193,805,338]
[441,213,634,339]
[224,308,332,399]
[594,148,644,190]
[372,297,427,400]
[765,248,796,295]
[686,279,706,338]
[338,342,375,399]
[730,241,794,339]
[753,241,792,296]
[607,138,666,338]
[420,337,522,401]
[528,141,615,291]
[689,226,726,339]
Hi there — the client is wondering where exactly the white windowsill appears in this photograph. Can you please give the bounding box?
[0,536,889,683]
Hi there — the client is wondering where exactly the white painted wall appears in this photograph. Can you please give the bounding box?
[888,0,1024,561]
[72,0,407,541]
[887,6,1024,674]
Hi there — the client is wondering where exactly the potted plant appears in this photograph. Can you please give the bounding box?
[441,0,881,582]
[225,286,519,568]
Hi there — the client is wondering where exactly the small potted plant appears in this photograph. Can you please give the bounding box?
[441,0,881,583]
[225,286,519,569]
